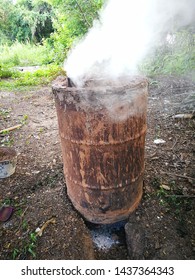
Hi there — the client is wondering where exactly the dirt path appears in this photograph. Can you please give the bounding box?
[0,75,194,260]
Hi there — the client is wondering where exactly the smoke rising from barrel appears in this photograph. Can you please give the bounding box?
[64,0,195,87]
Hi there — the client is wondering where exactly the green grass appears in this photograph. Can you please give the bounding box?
[140,49,195,76]
[0,41,63,88]
[0,41,53,67]
[12,231,38,259]
[0,65,20,79]
[0,65,65,90]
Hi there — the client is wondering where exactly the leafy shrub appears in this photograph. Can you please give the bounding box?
[44,0,104,63]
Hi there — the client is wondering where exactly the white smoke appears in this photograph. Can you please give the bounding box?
[64,0,195,87]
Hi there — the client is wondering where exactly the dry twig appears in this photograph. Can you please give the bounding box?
[0,124,22,134]
[161,171,194,181]
[36,217,56,237]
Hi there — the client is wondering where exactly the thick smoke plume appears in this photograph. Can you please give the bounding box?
[64,0,195,87]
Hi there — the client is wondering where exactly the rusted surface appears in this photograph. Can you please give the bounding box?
[52,76,148,224]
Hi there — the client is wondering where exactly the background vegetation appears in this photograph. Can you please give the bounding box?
[0,0,194,89]
[141,28,195,76]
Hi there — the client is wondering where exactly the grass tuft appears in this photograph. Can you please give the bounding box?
[0,41,53,67]
[0,65,65,90]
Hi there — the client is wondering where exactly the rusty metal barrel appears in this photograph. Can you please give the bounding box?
[52,76,148,224]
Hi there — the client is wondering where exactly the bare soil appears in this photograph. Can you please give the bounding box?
[0,74,194,260]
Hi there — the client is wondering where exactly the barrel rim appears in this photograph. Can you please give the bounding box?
[52,75,148,93]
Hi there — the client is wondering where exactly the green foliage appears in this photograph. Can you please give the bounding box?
[0,64,20,79]
[0,66,14,79]
[14,66,59,86]
[0,0,104,63]
[12,231,37,259]
[49,0,103,31]
[0,0,54,44]
[13,0,54,43]
[12,248,20,260]
[0,42,53,67]
[140,29,195,76]
[0,0,104,56]
[45,0,104,63]
[0,65,65,89]
[0,0,15,44]
[45,14,75,64]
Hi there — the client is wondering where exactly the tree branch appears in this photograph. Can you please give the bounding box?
[75,0,91,28]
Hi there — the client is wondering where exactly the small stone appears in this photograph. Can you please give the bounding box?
[154,139,166,144]
[32,170,40,174]
[155,240,161,249]
[161,184,171,191]
[35,227,42,236]
[172,113,194,119]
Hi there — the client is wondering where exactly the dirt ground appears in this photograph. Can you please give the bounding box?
[0,74,194,260]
